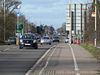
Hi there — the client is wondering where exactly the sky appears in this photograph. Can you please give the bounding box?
[20,0,88,29]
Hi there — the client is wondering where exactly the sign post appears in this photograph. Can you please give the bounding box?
[94,0,97,47]
[16,12,23,45]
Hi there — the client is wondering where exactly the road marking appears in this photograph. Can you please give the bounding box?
[69,44,80,75]
[25,45,56,75]
[13,47,17,48]
[39,45,57,75]
[4,48,9,51]
[80,70,98,74]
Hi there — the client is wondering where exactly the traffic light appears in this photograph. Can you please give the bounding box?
[36,26,41,34]
[19,24,23,30]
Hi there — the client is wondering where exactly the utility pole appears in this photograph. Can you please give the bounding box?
[83,4,87,43]
[16,5,21,45]
[69,0,72,44]
[80,4,82,44]
[94,0,97,47]
[3,0,5,41]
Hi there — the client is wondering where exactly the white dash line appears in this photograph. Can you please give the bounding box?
[4,48,9,51]
[39,46,57,75]
[25,45,56,75]
[69,44,80,75]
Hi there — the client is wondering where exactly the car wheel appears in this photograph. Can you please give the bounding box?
[49,43,51,45]
[8,43,11,45]
[19,45,23,49]
[34,44,38,49]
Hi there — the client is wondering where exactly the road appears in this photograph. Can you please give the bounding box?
[29,43,100,75]
[0,43,56,75]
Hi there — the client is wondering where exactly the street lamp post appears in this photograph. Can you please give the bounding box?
[3,0,6,41]
[69,0,72,44]
[94,0,97,47]
[16,5,21,45]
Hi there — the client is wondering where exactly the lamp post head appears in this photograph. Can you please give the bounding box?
[16,5,21,9]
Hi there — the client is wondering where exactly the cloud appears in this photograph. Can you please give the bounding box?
[20,0,67,28]
[20,0,88,29]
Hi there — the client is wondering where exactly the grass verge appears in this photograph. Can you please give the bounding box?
[81,44,100,60]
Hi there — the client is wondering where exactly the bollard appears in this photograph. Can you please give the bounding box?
[16,38,19,46]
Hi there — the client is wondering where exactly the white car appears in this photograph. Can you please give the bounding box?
[40,36,52,45]
[64,38,69,43]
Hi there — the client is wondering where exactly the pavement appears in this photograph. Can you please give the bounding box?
[28,43,100,75]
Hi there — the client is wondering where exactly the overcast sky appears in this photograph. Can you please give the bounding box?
[20,0,88,29]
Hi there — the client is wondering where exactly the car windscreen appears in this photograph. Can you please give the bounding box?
[53,37,59,39]
[22,34,35,39]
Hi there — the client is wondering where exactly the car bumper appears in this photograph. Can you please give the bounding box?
[41,42,51,44]
[53,40,59,42]
[20,43,37,47]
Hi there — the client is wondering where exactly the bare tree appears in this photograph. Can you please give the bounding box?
[0,0,21,13]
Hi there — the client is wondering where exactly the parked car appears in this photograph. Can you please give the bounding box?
[40,36,52,45]
[19,33,38,49]
[5,37,16,45]
[53,36,60,42]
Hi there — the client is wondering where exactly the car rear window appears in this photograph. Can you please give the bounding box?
[54,37,59,39]
[43,37,49,39]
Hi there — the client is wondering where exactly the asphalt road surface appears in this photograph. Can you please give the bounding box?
[0,43,57,75]
[29,43,100,75]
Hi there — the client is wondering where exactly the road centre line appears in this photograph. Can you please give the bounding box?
[38,45,57,75]
[25,45,56,75]
[69,44,80,75]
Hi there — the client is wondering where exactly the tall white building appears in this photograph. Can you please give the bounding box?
[66,4,87,41]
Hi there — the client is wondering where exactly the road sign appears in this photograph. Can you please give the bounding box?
[16,24,23,33]
[16,12,23,17]
[17,12,20,17]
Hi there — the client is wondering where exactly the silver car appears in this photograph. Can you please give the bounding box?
[40,36,51,45]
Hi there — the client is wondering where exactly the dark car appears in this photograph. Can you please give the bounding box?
[6,37,16,45]
[53,36,60,42]
[19,33,38,49]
